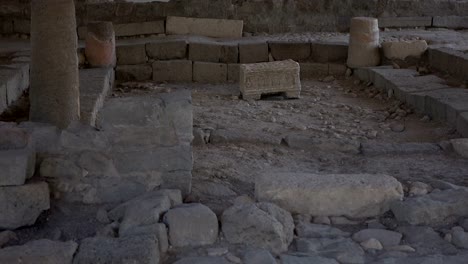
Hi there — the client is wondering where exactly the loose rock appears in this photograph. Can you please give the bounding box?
[0,239,77,264]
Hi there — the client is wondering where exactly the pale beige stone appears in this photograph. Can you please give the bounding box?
[382,40,428,60]
[347,17,380,68]
[166,16,243,38]
[240,60,301,100]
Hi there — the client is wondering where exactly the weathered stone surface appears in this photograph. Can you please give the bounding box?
[256,173,403,218]
[73,235,159,264]
[397,226,458,255]
[347,17,380,68]
[227,64,240,82]
[18,122,61,154]
[152,60,192,82]
[391,189,468,225]
[361,142,441,155]
[189,41,223,63]
[193,62,227,83]
[284,134,360,153]
[173,256,230,264]
[114,21,164,37]
[116,64,152,81]
[0,149,35,186]
[163,203,218,247]
[239,41,269,63]
[221,202,294,254]
[295,237,365,264]
[116,44,147,65]
[240,60,301,100]
[382,40,428,60]
[360,238,383,251]
[121,223,169,254]
[281,255,339,264]
[299,63,329,78]
[0,182,50,229]
[0,82,6,113]
[85,22,116,67]
[146,40,188,60]
[269,41,311,61]
[210,128,282,145]
[296,223,350,239]
[452,226,468,249]
[311,42,348,63]
[166,16,243,38]
[451,138,468,159]
[433,16,468,29]
[0,65,24,105]
[0,239,77,264]
[352,229,402,248]
[424,88,468,125]
[457,112,468,137]
[378,17,432,28]
[243,249,276,264]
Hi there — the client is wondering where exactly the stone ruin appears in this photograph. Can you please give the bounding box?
[0,0,467,263]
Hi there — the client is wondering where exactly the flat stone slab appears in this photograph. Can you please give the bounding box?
[256,173,403,218]
[240,60,301,100]
[0,182,50,229]
[0,239,77,264]
[433,16,468,29]
[166,16,243,38]
[423,88,468,125]
[378,17,432,28]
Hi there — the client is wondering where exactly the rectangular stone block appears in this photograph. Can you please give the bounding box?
[299,63,328,79]
[424,89,468,125]
[328,64,347,76]
[0,67,22,105]
[2,63,29,92]
[152,60,192,83]
[378,17,433,28]
[114,21,165,37]
[457,112,468,137]
[239,41,269,63]
[166,16,243,38]
[189,41,222,63]
[116,44,147,65]
[311,42,348,63]
[0,149,34,186]
[228,64,240,82]
[146,40,188,60]
[220,42,239,63]
[240,60,301,100]
[433,16,468,29]
[116,64,153,81]
[370,68,418,91]
[193,62,227,83]
[428,48,451,72]
[269,41,311,61]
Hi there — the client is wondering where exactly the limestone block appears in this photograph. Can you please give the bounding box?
[269,41,311,61]
[0,67,22,105]
[424,88,468,125]
[457,113,468,137]
[146,40,188,60]
[114,21,165,37]
[433,16,468,29]
[0,239,77,264]
[116,44,147,65]
[378,17,432,28]
[256,173,403,218]
[163,203,218,247]
[240,60,301,100]
[239,41,269,63]
[0,182,50,229]
[152,60,192,82]
[0,149,35,186]
[220,42,239,63]
[227,64,240,82]
[189,41,222,63]
[166,16,243,38]
[193,62,227,83]
[300,63,329,78]
[347,17,380,68]
[85,22,116,67]
[311,42,348,63]
[116,64,152,81]
[382,40,428,60]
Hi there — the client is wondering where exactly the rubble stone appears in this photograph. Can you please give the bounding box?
[352,229,402,248]
[0,239,77,264]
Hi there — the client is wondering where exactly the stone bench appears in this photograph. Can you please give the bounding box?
[239,60,301,100]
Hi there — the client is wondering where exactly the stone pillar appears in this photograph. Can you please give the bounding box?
[30,0,80,129]
[347,17,380,69]
[85,22,116,68]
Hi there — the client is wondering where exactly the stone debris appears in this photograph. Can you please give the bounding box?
[352,229,402,248]
[408,181,432,196]
[0,239,77,264]
[296,223,350,239]
[163,203,218,247]
[451,226,468,249]
[256,173,403,218]
[221,202,294,254]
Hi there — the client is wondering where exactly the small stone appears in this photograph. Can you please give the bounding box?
[226,253,242,264]
[420,115,431,122]
[296,223,350,238]
[352,229,402,248]
[360,238,383,250]
[0,239,77,264]
[461,219,468,231]
[96,207,110,224]
[345,68,352,77]
[390,123,405,132]
[330,216,361,225]
[0,231,17,248]
[322,76,335,83]
[313,216,331,225]
[409,181,432,196]
[452,226,468,249]
[444,233,453,243]
[207,247,228,257]
[243,249,276,264]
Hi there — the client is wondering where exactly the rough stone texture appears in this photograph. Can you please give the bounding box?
[397,226,458,255]
[85,21,116,67]
[451,138,468,159]
[189,41,223,63]
[0,67,23,106]
[221,202,294,254]
[378,17,433,28]
[0,239,77,264]
[152,60,193,83]
[30,0,80,129]
[0,182,50,230]
[433,16,468,29]
[120,223,169,255]
[281,255,339,264]
[284,134,360,154]
[243,250,276,264]
[295,237,365,264]
[73,235,159,264]
[424,88,468,125]
[114,21,164,37]
[352,229,402,248]
[193,62,227,83]
[116,64,152,81]
[173,256,230,264]
[256,173,403,218]
[0,149,35,186]
[300,63,329,78]
[163,203,218,247]
[269,41,311,61]
[239,41,269,63]
[382,40,428,60]
[240,60,301,100]
[146,40,188,60]
[311,42,348,63]
[391,189,468,225]
[457,113,468,137]
[227,64,240,82]
[296,223,350,239]
[452,226,468,249]
[347,17,380,68]
[116,44,147,65]
[166,16,243,38]
[0,81,6,113]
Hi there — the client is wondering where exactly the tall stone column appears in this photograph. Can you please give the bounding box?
[347,17,380,69]
[85,22,116,68]
[30,0,80,129]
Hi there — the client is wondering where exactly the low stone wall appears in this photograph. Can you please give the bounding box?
[428,47,468,83]
[1,0,468,36]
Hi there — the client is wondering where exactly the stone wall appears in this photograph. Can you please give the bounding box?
[1,0,468,35]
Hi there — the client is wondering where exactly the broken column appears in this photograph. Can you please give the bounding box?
[85,22,116,68]
[30,0,80,129]
[347,17,380,68]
